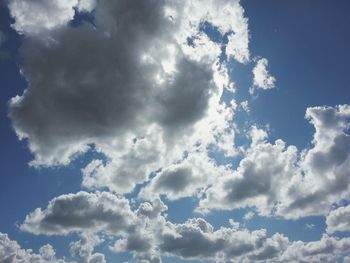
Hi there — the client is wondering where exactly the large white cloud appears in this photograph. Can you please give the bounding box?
[8,0,246,164]
[8,0,248,200]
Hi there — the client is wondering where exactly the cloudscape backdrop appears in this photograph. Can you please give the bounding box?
[1,0,350,262]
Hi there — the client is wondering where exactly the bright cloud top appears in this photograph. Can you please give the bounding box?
[252,58,276,92]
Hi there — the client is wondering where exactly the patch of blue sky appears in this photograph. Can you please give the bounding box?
[69,8,96,28]
[241,0,350,148]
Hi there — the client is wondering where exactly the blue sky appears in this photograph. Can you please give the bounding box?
[1,1,350,262]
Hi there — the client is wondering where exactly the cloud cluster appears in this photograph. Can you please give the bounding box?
[199,104,350,218]
[5,0,350,262]
[17,192,350,262]
[280,235,350,263]
[0,232,65,263]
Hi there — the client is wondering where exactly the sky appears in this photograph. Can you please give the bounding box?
[0,0,350,262]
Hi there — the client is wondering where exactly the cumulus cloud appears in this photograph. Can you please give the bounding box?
[139,151,230,200]
[326,205,350,234]
[6,0,350,262]
[18,192,350,262]
[7,0,248,203]
[278,104,350,218]
[20,191,137,235]
[199,133,298,215]
[69,234,106,263]
[158,219,289,262]
[280,235,350,263]
[251,58,276,93]
[200,104,350,218]
[9,0,96,35]
[0,232,65,263]
[8,0,245,172]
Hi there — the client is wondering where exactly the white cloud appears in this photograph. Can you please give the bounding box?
[280,235,350,263]
[139,151,230,201]
[199,136,298,216]
[278,104,350,218]
[20,191,138,236]
[17,192,350,262]
[9,0,79,35]
[0,232,66,263]
[240,100,250,113]
[199,105,350,218]
[8,0,244,202]
[6,1,350,262]
[244,211,255,221]
[70,234,106,263]
[326,205,350,234]
[251,58,276,92]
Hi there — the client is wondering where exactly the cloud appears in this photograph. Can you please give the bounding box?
[280,235,350,263]
[251,58,276,93]
[139,151,230,200]
[278,104,350,218]
[20,192,285,262]
[8,0,246,172]
[18,192,350,262]
[244,211,255,221]
[0,232,65,263]
[69,234,106,263]
[326,205,350,234]
[199,132,298,215]
[9,0,96,35]
[20,191,137,235]
[199,104,350,218]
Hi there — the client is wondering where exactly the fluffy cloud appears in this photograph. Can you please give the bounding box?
[158,219,289,262]
[7,0,247,203]
[18,192,350,262]
[0,232,65,263]
[251,58,276,92]
[280,235,350,263]
[139,151,230,200]
[200,104,350,218]
[20,191,137,235]
[278,104,350,218]
[326,205,350,234]
[199,131,298,215]
[8,0,245,172]
[69,234,106,263]
[20,193,290,262]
